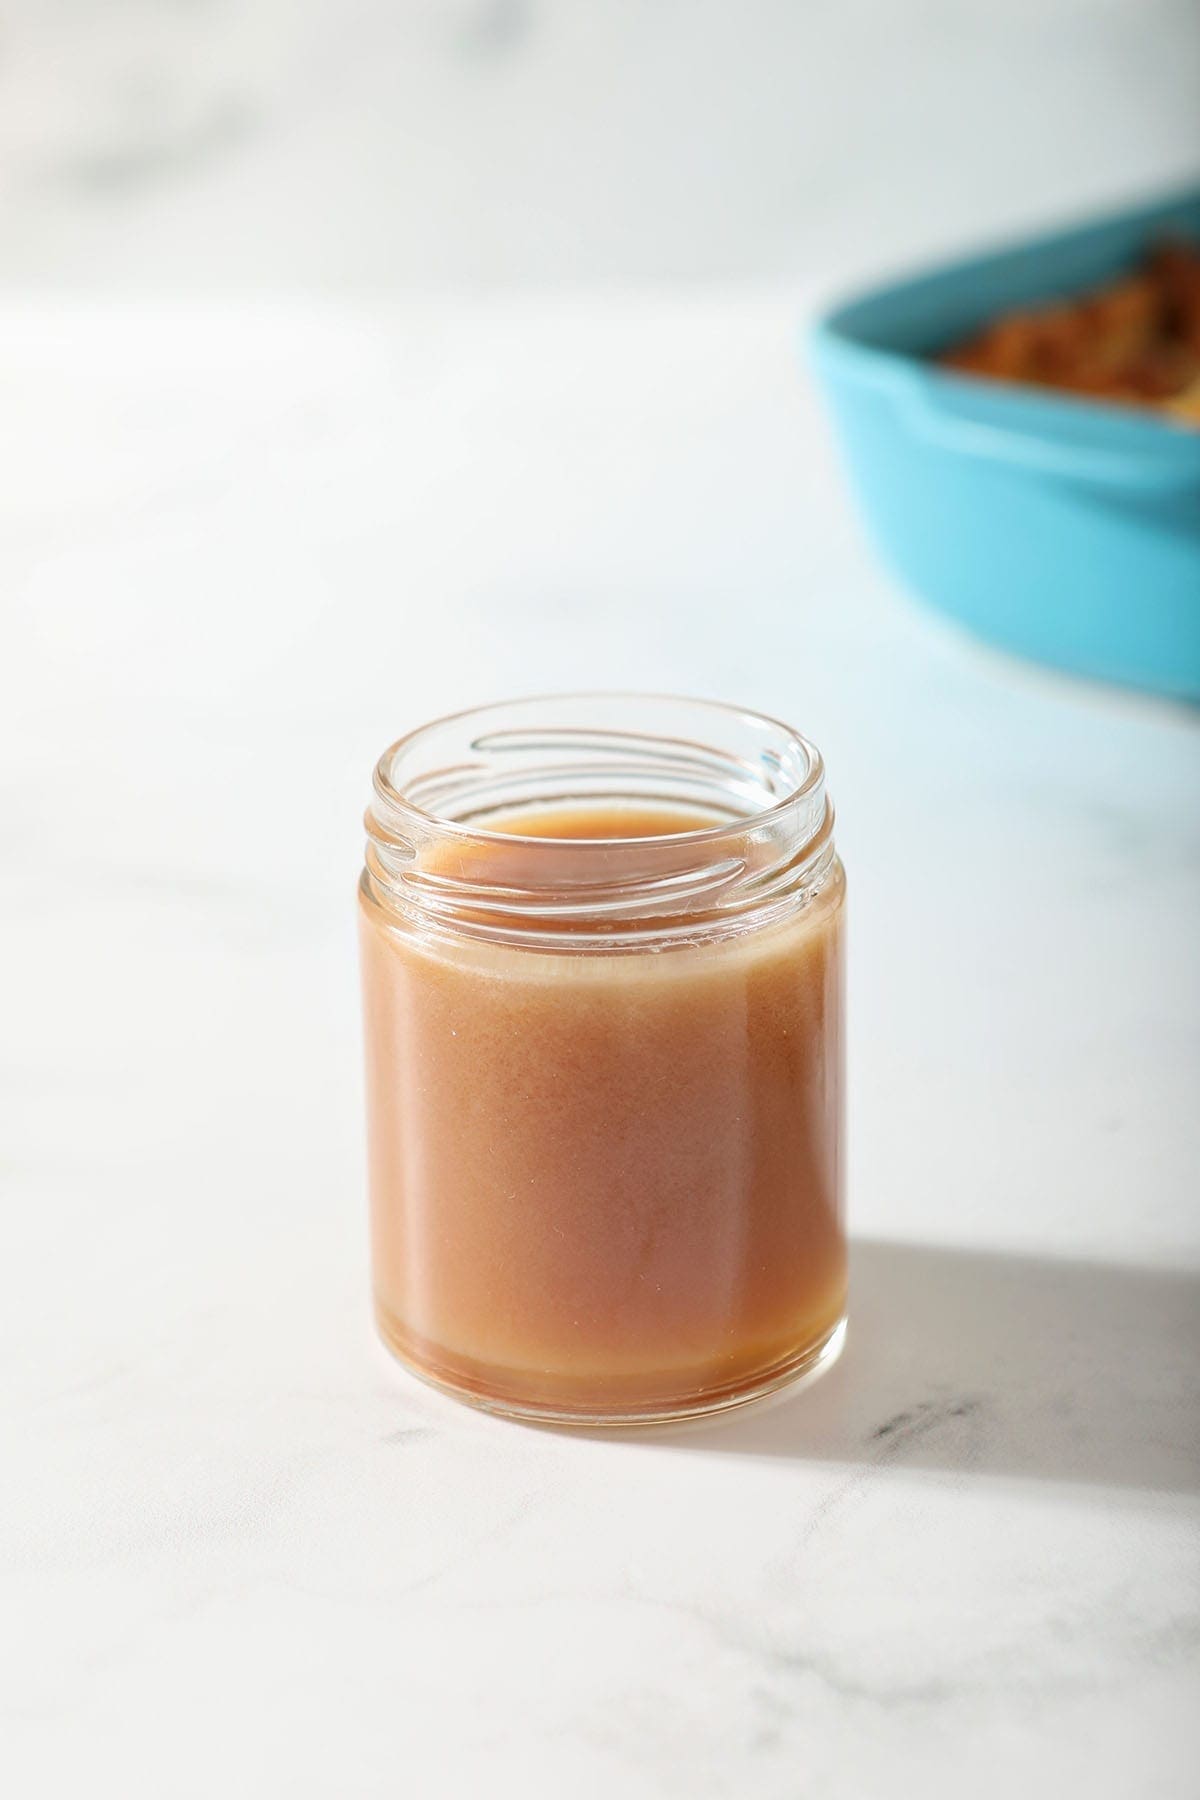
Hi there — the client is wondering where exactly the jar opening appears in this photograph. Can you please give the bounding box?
[363,694,835,947]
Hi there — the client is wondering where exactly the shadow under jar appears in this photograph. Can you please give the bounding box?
[359,695,846,1424]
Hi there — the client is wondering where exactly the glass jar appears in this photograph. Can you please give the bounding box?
[359,694,846,1424]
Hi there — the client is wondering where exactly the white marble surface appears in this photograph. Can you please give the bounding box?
[3,289,1199,1798]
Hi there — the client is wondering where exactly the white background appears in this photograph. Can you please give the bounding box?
[1,0,1198,289]
[2,7,1199,1798]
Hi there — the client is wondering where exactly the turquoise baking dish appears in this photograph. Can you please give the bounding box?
[811,187,1200,699]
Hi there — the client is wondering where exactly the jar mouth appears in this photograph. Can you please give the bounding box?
[364,693,835,946]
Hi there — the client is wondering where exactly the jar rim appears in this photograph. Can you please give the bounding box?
[364,693,835,947]
[371,690,825,851]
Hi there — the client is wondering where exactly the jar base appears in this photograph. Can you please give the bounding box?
[374,1308,847,1428]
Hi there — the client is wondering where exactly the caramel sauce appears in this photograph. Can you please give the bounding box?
[359,802,845,1418]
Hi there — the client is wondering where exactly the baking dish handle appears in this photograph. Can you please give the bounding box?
[897,375,1200,495]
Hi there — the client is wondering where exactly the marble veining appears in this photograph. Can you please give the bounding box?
[1,0,1197,289]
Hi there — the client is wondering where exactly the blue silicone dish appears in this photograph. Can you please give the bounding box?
[811,187,1200,699]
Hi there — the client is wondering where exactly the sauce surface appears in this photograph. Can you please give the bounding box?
[485,801,733,838]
